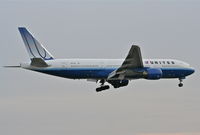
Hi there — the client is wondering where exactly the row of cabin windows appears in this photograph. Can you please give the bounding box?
[145,61,175,65]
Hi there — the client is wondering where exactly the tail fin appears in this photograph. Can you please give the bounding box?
[18,27,54,60]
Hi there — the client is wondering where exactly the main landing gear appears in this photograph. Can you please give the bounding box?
[178,78,184,87]
[96,79,110,92]
[96,85,110,92]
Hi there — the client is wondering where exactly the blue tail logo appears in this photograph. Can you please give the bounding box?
[18,27,54,60]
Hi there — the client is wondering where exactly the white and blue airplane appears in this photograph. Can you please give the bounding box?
[6,27,195,92]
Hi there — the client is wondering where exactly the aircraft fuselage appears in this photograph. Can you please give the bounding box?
[21,58,194,80]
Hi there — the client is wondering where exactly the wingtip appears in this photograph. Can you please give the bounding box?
[131,44,140,48]
[18,27,26,30]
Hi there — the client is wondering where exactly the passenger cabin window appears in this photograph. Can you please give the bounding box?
[159,61,162,64]
[145,61,149,64]
[155,61,158,64]
[162,61,165,64]
[171,61,175,64]
[167,61,170,64]
[150,61,154,64]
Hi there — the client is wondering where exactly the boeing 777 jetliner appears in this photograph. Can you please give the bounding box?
[5,27,195,92]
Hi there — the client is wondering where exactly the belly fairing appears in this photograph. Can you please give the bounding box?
[33,68,116,79]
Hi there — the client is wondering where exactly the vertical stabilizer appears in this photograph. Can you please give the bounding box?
[18,27,54,60]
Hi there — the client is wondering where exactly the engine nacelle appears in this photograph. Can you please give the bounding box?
[145,68,162,80]
[107,80,129,88]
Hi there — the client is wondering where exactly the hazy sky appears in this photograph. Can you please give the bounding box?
[0,0,200,135]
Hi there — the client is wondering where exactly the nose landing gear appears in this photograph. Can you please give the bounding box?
[178,78,184,87]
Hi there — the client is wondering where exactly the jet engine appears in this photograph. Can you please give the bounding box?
[144,68,163,80]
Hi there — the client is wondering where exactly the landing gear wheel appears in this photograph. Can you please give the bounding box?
[178,78,184,87]
[96,85,110,92]
[178,83,183,87]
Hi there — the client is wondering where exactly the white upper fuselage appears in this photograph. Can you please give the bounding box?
[26,58,192,69]
[21,58,195,80]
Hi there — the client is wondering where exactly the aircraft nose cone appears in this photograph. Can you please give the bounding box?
[189,67,195,74]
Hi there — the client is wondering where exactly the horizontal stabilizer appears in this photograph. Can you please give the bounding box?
[31,58,48,67]
[3,66,21,68]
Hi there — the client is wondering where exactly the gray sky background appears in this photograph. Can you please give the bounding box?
[0,0,200,135]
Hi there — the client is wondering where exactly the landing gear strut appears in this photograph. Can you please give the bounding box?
[178,78,183,87]
[96,79,110,92]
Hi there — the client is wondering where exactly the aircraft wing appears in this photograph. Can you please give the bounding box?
[108,45,144,80]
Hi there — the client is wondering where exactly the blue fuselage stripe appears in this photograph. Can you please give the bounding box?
[32,67,194,79]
